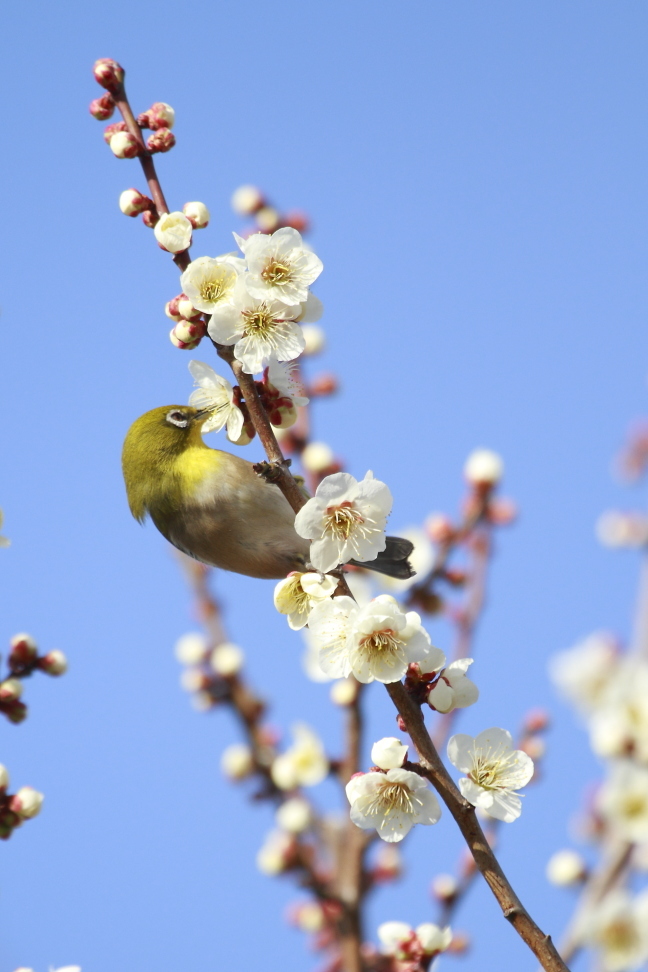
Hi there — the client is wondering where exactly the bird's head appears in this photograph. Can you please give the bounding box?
[122,405,219,522]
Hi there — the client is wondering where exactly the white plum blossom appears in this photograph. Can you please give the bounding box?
[187,360,244,442]
[294,471,392,572]
[271,724,328,790]
[464,448,504,486]
[378,921,452,959]
[301,441,335,474]
[447,728,534,822]
[273,571,336,630]
[597,762,648,841]
[308,594,442,684]
[276,797,312,833]
[235,227,323,305]
[346,767,441,842]
[207,276,305,374]
[180,254,243,314]
[221,743,254,780]
[301,323,326,355]
[426,658,479,714]
[296,291,324,323]
[371,737,408,770]
[580,890,648,972]
[267,359,309,407]
[153,211,193,253]
[231,184,264,215]
[209,642,244,676]
[10,786,44,819]
[182,200,210,229]
[174,632,207,666]
[256,829,295,875]
[549,632,619,716]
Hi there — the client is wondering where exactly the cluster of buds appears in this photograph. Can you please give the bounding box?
[231,184,309,237]
[0,767,44,840]
[376,920,452,970]
[462,449,517,526]
[166,293,207,349]
[175,631,246,712]
[90,60,176,158]
[0,634,67,725]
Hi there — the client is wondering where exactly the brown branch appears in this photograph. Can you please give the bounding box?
[386,681,569,972]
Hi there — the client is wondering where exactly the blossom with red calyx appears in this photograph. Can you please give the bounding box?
[147,129,175,153]
[110,131,140,159]
[119,188,154,217]
[92,58,124,93]
[182,201,210,229]
[142,210,159,229]
[38,650,68,676]
[89,94,114,120]
[103,121,127,144]
[8,634,37,672]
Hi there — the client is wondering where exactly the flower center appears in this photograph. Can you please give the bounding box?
[324,502,364,540]
[198,266,236,305]
[364,779,418,818]
[358,628,405,665]
[602,918,638,952]
[242,304,280,337]
[262,259,293,285]
[621,794,648,819]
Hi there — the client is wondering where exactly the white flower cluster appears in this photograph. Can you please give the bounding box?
[180,227,323,374]
[377,920,452,961]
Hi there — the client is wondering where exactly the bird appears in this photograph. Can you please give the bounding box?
[122,405,415,581]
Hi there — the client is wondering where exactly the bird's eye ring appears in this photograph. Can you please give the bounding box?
[166,409,189,428]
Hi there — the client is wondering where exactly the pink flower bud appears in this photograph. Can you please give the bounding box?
[38,650,68,676]
[165,300,182,322]
[136,111,151,128]
[9,786,44,819]
[9,633,37,670]
[182,201,210,229]
[2,700,27,724]
[142,210,159,229]
[282,210,310,234]
[147,129,175,153]
[89,94,115,120]
[169,326,202,350]
[177,295,202,321]
[103,121,127,145]
[425,513,454,544]
[92,58,125,93]
[119,188,154,217]
[0,679,22,702]
[309,373,338,396]
[174,320,206,343]
[110,131,140,159]
[269,402,298,430]
[148,102,175,130]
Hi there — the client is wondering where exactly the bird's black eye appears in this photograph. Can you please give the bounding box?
[166,409,189,428]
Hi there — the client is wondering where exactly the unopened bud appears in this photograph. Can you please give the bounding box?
[520,736,545,760]
[276,797,312,833]
[446,931,470,955]
[173,320,206,344]
[523,708,550,734]
[221,743,254,780]
[283,210,309,234]
[0,764,9,790]
[292,901,325,933]
[110,131,140,159]
[330,678,358,706]
[0,679,22,702]
[174,632,207,666]
[431,873,459,902]
[210,642,244,677]
[103,121,127,144]
[2,700,27,724]
[10,786,44,819]
[170,326,202,351]
[269,402,298,430]
[301,324,326,356]
[464,449,503,487]
[301,442,335,473]
[89,94,115,120]
[177,295,201,321]
[142,210,159,229]
[154,211,192,254]
[231,184,264,215]
[546,849,587,886]
[38,650,68,676]
[183,201,210,229]
[119,188,154,217]
[489,497,518,526]
[309,373,338,396]
[9,633,37,670]
[180,669,209,693]
[148,102,175,130]
[256,829,295,875]
[425,513,454,544]
[93,58,124,93]
[147,129,175,153]
[230,425,255,446]
[256,206,280,232]
[165,300,182,322]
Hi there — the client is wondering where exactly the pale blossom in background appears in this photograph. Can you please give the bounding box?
[588,660,648,763]
[300,441,335,474]
[549,632,619,716]
[545,849,587,886]
[447,728,534,822]
[235,227,323,305]
[579,890,648,972]
[220,743,254,780]
[346,768,441,842]
[275,797,312,833]
[597,762,648,841]
[256,829,294,875]
[187,360,244,442]
[294,471,392,572]
[174,632,207,666]
[463,448,504,486]
[209,642,244,676]
[231,184,264,215]
[271,724,328,790]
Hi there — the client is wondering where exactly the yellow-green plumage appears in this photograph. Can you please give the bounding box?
[122,405,310,579]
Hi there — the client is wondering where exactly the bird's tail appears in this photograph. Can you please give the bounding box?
[350,536,416,580]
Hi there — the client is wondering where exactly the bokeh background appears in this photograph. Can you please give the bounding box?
[2,2,648,969]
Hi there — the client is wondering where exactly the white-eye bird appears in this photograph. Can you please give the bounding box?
[122,405,414,580]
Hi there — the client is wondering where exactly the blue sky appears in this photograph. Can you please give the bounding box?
[2,2,648,970]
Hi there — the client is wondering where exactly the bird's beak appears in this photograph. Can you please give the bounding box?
[193,403,227,425]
